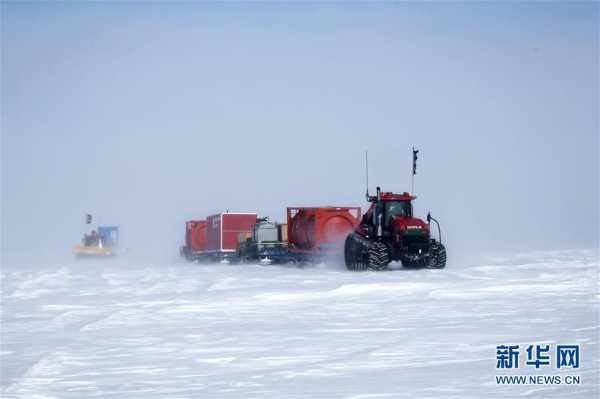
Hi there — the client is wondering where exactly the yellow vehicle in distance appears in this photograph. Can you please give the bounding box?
[73,226,119,257]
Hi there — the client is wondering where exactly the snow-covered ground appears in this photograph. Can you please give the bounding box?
[1,249,598,398]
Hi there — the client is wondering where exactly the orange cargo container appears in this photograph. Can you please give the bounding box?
[287,207,361,253]
[186,220,207,252]
[180,220,207,260]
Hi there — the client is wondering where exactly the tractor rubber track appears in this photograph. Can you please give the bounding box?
[428,241,447,269]
[367,241,390,271]
[345,233,390,271]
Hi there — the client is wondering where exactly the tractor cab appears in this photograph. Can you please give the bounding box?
[360,189,429,239]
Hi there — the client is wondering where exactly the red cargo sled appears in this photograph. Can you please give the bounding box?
[181,213,257,262]
[205,213,257,261]
[181,209,360,264]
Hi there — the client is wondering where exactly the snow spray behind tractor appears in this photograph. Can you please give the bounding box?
[344,149,446,271]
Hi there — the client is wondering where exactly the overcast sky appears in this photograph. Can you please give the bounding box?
[2,2,598,263]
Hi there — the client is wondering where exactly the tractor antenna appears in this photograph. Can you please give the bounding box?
[365,150,370,200]
[411,147,419,195]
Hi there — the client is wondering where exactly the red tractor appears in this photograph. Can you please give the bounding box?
[344,186,446,271]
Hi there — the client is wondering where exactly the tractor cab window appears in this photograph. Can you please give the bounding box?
[384,201,412,225]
